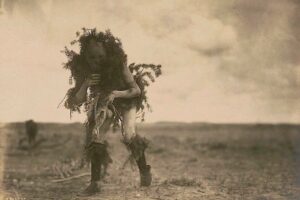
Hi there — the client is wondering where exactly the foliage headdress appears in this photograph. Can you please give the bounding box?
[62,28,162,122]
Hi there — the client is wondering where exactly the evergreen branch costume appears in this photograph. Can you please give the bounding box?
[61,29,161,189]
[62,28,162,128]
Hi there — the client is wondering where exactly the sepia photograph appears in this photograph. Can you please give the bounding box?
[0,0,299,199]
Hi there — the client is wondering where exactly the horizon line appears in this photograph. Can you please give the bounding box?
[3,120,300,125]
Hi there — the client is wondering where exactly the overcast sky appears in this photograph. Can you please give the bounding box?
[0,0,299,123]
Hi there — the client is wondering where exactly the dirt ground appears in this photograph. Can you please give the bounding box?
[1,122,300,200]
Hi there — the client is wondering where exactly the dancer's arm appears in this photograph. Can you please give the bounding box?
[112,64,141,99]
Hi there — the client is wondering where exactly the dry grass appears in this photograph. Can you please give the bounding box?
[1,122,300,199]
[162,177,201,187]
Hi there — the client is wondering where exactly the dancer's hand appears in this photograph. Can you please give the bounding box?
[106,92,116,104]
[86,74,101,86]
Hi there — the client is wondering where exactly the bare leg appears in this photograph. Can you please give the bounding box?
[122,106,138,141]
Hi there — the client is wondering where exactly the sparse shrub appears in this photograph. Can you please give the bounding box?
[163,177,201,187]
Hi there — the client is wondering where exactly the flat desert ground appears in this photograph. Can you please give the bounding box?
[1,122,300,200]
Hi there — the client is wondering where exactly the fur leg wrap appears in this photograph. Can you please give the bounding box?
[122,135,149,171]
[86,142,112,181]
[122,135,148,161]
[122,135,152,186]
